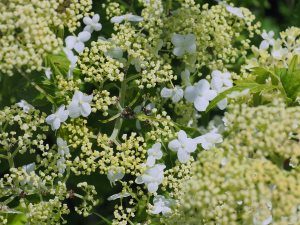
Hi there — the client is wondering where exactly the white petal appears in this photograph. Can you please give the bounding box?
[147,182,159,193]
[127,14,143,22]
[45,114,55,124]
[195,79,210,93]
[259,40,270,50]
[173,47,185,57]
[171,34,184,46]
[68,102,80,118]
[171,88,183,103]
[206,89,218,101]
[168,140,181,152]
[177,149,190,163]
[83,25,93,33]
[111,15,125,23]
[161,87,173,98]
[217,98,227,110]
[74,42,85,53]
[194,96,209,111]
[177,130,187,143]
[184,85,198,103]
[52,118,61,130]
[65,36,77,49]
[92,14,100,22]
[78,31,91,42]
[93,23,102,31]
[82,94,93,103]
[83,16,93,25]
[146,156,156,167]
[80,102,91,117]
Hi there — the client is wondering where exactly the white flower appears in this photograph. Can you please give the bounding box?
[211,70,233,92]
[67,91,93,118]
[184,79,217,111]
[168,130,197,163]
[111,13,143,24]
[227,88,250,99]
[45,67,52,79]
[135,164,166,193]
[194,129,223,150]
[259,30,275,50]
[271,40,288,60]
[150,195,174,216]
[57,138,69,156]
[107,192,131,201]
[171,33,196,57]
[57,157,66,174]
[107,168,125,186]
[83,14,102,33]
[65,31,91,53]
[210,70,233,110]
[17,100,34,113]
[161,86,184,103]
[226,5,244,18]
[253,201,273,225]
[45,105,69,131]
[146,143,163,167]
[63,48,78,78]
[181,69,191,86]
[22,163,36,173]
[105,46,123,59]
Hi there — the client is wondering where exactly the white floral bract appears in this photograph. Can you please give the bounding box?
[146,143,163,167]
[271,40,288,60]
[226,5,244,18]
[135,164,166,193]
[45,67,52,79]
[107,169,125,186]
[57,138,70,156]
[65,31,91,54]
[194,129,223,150]
[161,86,184,103]
[184,79,217,111]
[111,13,143,24]
[107,192,131,201]
[168,130,197,163]
[171,33,196,57]
[17,100,34,113]
[67,91,93,118]
[260,30,275,50]
[45,105,69,131]
[150,195,174,216]
[83,14,102,33]
[210,70,233,110]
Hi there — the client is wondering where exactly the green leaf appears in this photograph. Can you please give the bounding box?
[280,69,300,101]
[279,56,300,101]
[8,213,27,225]
[206,82,277,112]
[252,67,279,84]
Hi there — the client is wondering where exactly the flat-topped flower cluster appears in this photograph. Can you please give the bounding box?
[1,0,299,225]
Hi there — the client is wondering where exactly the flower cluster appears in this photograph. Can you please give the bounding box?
[0,0,92,76]
[169,102,300,225]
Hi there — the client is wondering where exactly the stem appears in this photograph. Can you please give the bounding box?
[109,76,127,144]
[19,73,55,105]
[7,152,14,168]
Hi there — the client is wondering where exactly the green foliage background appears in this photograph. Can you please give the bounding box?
[0,0,299,224]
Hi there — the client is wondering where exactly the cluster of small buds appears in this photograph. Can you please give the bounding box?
[168,103,300,225]
[92,90,118,116]
[78,39,126,83]
[164,2,260,71]
[0,105,49,155]
[75,182,99,217]
[59,0,93,32]
[242,27,300,77]
[0,0,92,76]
